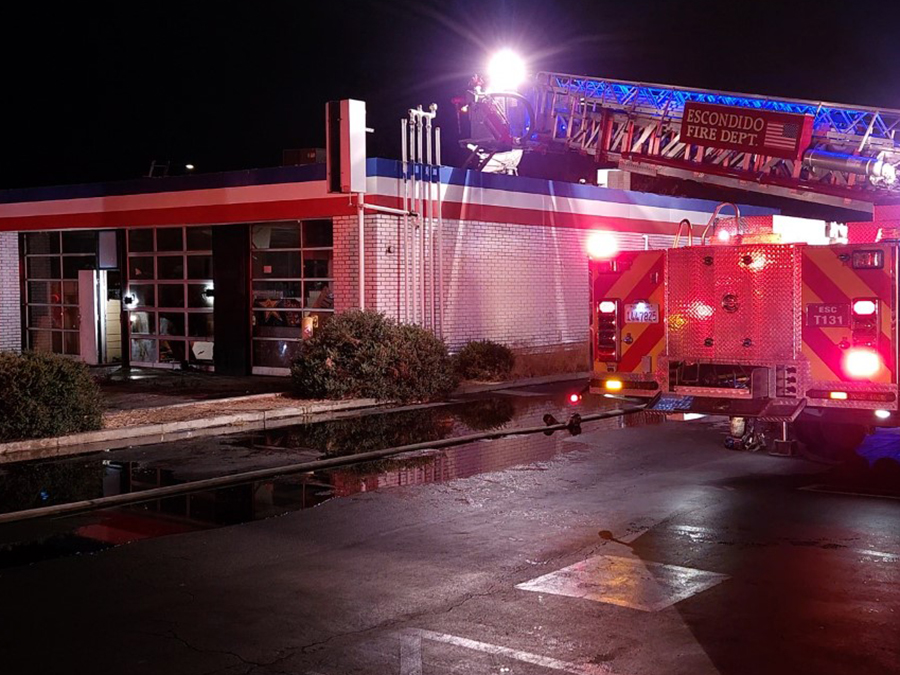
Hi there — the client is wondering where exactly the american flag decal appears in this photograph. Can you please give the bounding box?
[764,121,799,150]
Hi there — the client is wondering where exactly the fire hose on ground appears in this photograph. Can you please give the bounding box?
[0,398,658,526]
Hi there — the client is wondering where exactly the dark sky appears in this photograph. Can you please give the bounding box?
[3,0,899,189]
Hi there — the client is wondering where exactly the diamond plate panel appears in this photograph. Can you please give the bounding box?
[667,245,799,361]
[667,247,718,360]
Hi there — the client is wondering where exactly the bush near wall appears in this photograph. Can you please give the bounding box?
[0,352,103,442]
[291,310,458,402]
[454,340,516,382]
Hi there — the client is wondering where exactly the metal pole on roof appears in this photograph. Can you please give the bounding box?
[401,118,410,323]
[357,194,365,310]
[435,126,444,339]
[409,110,419,325]
[426,107,435,331]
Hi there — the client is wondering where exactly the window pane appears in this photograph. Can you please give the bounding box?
[252,224,300,250]
[62,281,79,305]
[63,306,80,331]
[159,339,186,363]
[253,339,301,368]
[28,281,61,305]
[303,251,332,279]
[25,232,60,255]
[158,285,185,308]
[62,231,96,254]
[187,284,214,308]
[129,311,155,335]
[188,313,214,338]
[27,256,60,279]
[63,256,96,279]
[253,311,301,336]
[187,255,212,280]
[29,330,56,352]
[305,281,334,310]
[64,331,80,356]
[252,251,301,278]
[157,255,185,279]
[252,281,302,305]
[186,227,212,251]
[129,284,155,307]
[159,312,186,337]
[131,339,157,362]
[28,305,63,330]
[128,229,154,252]
[156,228,183,251]
[189,340,214,363]
[303,220,333,248]
[128,256,155,280]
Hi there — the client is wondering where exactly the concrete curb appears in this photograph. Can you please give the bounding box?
[0,398,381,465]
[454,371,590,395]
[0,371,590,465]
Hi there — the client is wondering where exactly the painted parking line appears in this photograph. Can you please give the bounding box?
[516,554,728,612]
[799,484,900,501]
[398,629,615,675]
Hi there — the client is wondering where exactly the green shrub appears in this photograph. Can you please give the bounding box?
[454,340,515,381]
[290,310,458,402]
[0,351,103,442]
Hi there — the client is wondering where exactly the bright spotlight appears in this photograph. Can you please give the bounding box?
[586,231,618,259]
[486,49,526,92]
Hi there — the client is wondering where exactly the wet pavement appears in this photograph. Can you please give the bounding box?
[0,383,640,567]
[0,382,898,674]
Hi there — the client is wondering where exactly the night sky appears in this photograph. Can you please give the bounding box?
[4,1,899,190]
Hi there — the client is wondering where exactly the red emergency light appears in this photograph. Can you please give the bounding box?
[844,348,881,379]
[586,231,618,259]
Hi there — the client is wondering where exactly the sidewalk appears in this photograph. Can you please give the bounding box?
[0,369,589,465]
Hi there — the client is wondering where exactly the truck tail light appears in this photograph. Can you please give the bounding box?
[844,348,881,379]
[596,300,619,361]
[852,299,877,316]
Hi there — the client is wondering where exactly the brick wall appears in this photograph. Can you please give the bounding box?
[0,231,21,352]
[334,213,674,357]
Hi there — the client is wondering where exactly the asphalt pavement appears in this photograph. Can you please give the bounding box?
[0,386,897,675]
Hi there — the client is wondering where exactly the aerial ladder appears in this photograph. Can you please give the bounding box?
[455,71,900,213]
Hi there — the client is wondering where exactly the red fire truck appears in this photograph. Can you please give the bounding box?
[588,206,899,456]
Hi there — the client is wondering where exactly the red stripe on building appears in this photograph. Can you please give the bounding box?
[0,198,356,231]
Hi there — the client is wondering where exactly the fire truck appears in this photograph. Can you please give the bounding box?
[586,208,899,456]
[456,62,900,456]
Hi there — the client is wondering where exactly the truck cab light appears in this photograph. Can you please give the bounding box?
[829,391,849,400]
[605,380,624,391]
[875,409,891,419]
[852,300,877,316]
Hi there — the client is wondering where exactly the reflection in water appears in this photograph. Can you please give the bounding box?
[0,389,638,564]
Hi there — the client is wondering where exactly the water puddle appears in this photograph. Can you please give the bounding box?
[0,383,661,567]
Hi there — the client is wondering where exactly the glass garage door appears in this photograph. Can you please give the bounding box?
[125,226,214,368]
[251,220,333,374]
[23,231,98,356]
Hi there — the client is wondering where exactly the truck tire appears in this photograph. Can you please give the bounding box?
[794,420,869,462]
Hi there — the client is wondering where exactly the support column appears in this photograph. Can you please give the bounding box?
[0,232,22,352]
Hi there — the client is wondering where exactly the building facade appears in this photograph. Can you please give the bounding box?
[0,160,776,376]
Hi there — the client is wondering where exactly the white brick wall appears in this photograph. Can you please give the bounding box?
[332,215,678,355]
[0,231,21,352]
